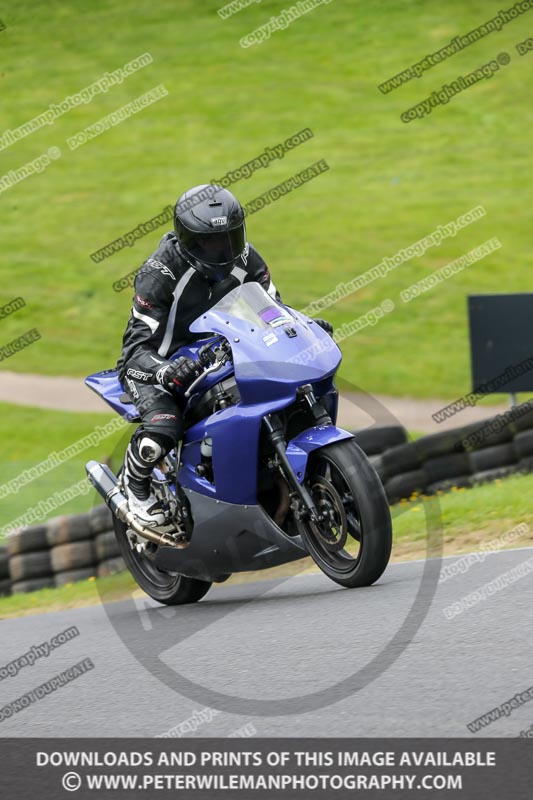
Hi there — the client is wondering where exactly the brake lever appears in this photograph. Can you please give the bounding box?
[184,352,229,398]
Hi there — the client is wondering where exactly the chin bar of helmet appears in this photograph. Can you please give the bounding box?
[85,460,182,548]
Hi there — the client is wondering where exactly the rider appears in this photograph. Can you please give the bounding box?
[116,184,333,528]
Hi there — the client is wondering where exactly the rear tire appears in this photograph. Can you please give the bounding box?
[297,440,392,588]
[111,468,212,606]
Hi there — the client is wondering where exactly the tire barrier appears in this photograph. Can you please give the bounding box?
[6,525,48,556]
[96,556,126,578]
[89,504,113,535]
[9,551,52,583]
[50,541,95,573]
[3,400,533,597]
[348,400,533,504]
[351,425,407,456]
[470,464,523,486]
[54,567,98,588]
[381,442,422,476]
[46,513,94,547]
[0,547,11,597]
[383,470,428,504]
[95,530,121,562]
[5,508,125,597]
[509,401,533,433]
[513,430,533,459]
[468,443,516,473]
[424,453,470,484]
[0,547,9,578]
[519,455,533,473]
[11,577,55,594]
[426,475,473,495]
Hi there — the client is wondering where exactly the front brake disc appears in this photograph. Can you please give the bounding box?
[309,477,348,552]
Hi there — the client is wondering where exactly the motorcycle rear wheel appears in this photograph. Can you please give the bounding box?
[296,439,392,588]
[111,469,212,606]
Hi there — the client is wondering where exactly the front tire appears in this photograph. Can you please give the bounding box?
[113,515,212,606]
[296,440,392,588]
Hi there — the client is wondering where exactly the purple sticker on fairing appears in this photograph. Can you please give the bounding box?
[259,305,291,327]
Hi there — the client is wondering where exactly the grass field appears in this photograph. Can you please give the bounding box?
[1,0,532,398]
[2,469,533,619]
[0,402,130,541]
[1,2,531,604]
[391,470,533,552]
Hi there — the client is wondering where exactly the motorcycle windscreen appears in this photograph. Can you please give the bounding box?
[189,282,341,392]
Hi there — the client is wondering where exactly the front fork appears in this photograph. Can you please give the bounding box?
[263,384,332,525]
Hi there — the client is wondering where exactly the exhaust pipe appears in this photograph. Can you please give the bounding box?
[85,460,184,549]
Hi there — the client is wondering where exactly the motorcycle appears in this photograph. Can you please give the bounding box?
[85,282,391,605]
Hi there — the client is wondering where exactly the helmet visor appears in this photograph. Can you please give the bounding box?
[182,225,246,267]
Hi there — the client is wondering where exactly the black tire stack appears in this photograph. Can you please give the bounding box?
[352,400,533,504]
[7,525,54,594]
[353,425,407,488]
[90,505,124,578]
[0,546,11,597]
[4,505,125,596]
[95,531,124,578]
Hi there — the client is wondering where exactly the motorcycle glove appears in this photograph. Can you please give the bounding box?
[156,357,199,390]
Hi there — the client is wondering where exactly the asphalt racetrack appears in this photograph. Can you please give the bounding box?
[1,548,532,738]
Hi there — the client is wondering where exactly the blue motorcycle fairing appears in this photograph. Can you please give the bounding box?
[180,393,302,504]
[189,293,341,405]
[285,425,354,484]
[181,419,353,503]
[84,336,230,422]
[85,368,136,421]
[86,283,345,505]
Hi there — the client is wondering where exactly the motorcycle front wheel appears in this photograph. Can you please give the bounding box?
[296,439,392,588]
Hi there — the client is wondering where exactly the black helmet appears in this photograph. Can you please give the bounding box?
[174,185,247,282]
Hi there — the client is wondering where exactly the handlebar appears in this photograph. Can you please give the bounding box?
[197,341,218,367]
[184,339,232,398]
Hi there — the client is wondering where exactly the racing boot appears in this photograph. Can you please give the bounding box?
[122,435,166,527]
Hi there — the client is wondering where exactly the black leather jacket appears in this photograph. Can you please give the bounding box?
[116,232,280,383]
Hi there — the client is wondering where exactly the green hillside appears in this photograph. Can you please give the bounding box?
[0,402,129,540]
[1,0,531,398]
